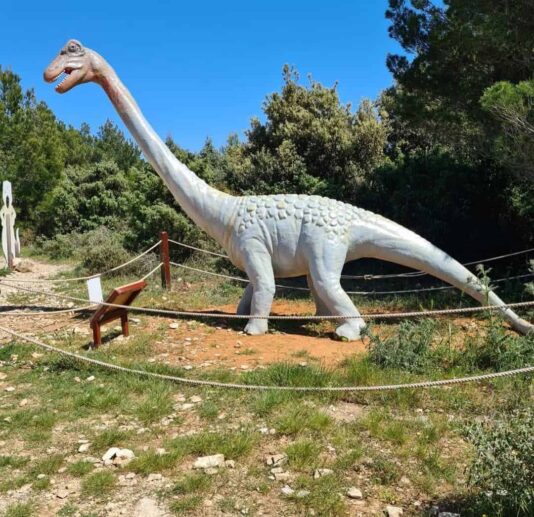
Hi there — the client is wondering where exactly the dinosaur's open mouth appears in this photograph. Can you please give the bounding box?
[45,65,81,93]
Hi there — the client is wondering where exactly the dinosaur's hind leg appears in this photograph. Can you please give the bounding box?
[241,244,275,335]
[308,246,365,341]
[307,275,332,316]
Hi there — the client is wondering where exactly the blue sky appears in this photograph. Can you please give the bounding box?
[2,1,403,151]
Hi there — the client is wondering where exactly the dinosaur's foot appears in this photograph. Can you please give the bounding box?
[334,321,366,341]
[244,318,268,336]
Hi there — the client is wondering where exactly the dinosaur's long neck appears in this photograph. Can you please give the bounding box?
[95,58,236,247]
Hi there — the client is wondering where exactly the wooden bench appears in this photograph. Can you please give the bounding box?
[89,280,147,347]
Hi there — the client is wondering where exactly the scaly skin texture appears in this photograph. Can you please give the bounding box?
[44,40,533,340]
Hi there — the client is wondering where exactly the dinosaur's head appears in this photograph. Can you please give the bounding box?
[44,39,100,94]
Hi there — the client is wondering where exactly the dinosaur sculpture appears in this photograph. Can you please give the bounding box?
[44,40,533,340]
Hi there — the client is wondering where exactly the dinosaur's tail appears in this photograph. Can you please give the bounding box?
[352,220,533,334]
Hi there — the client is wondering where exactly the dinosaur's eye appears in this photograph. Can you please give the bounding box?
[68,43,78,53]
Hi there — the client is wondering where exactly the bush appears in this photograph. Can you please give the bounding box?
[466,409,534,516]
[77,227,130,275]
[366,320,440,373]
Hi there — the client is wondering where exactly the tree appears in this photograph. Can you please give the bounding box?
[225,66,389,203]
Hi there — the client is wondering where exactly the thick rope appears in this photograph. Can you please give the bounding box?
[5,241,161,283]
[170,262,534,296]
[168,239,534,281]
[0,323,531,391]
[0,279,532,321]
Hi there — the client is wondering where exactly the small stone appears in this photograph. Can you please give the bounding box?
[74,377,81,383]
[184,365,193,371]
[147,473,163,482]
[130,318,141,324]
[181,403,195,410]
[169,322,179,329]
[225,460,235,468]
[193,454,225,469]
[0,373,7,380]
[19,398,28,407]
[438,514,460,517]
[55,488,69,499]
[281,485,294,496]
[156,448,166,456]
[190,395,202,403]
[296,490,310,498]
[347,487,363,499]
[4,386,15,392]
[265,454,287,467]
[273,471,290,481]
[205,467,219,475]
[399,475,411,486]
[385,505,403,517]
[102,447,121,462]
[78,443,91,453]
[314,468,333,479]
[86,376,95,382]
[37,474,46,480]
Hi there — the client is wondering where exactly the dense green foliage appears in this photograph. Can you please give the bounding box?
[1,1,533,266]
[467,409,534,516]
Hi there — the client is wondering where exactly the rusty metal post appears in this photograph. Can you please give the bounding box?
[160,231,171,290]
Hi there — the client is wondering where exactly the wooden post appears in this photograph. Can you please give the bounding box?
[160,231,171,290]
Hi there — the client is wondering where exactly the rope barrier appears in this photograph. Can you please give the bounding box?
[0,323,531,391]
[0,279,532,321]
[170,261,534,296]
[4,241,162,283]
[168,239,534,281]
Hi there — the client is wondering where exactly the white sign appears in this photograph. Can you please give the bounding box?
[86,276,104,304]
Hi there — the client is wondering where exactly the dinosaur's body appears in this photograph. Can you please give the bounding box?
[44,40,533,340]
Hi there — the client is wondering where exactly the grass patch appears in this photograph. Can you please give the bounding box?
[285,440,322,470]
[67,460,95,477]
[4,502,35,517]
[275,405,332,435]
[92,427,132,451]
[81,471,116,498]
[170,495,203,514]
[130,450,181,475]
[172,472,212,495]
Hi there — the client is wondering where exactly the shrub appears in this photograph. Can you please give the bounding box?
[76,227,130,274]
[466,409,534,516]
[366,320,440,373]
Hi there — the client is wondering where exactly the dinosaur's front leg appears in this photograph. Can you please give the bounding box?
[241,245,275,335]
[237,284,253,315]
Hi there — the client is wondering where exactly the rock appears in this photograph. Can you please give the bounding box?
[156,448,166,456]
[102,447,135,466]
[133,497,166,517]
[205,467,219,475]
[273,471,290,481]
[102,447,121,462]
[281,485,294,496]
[78,443,91,453]
[4,386,15,392]
[86,376,95,382]
[184,365,193,371]
[169,322,179,329]
[438,514,460,517]
[313,468,333,479]
[265,454,287,467]
[0,372,7,380]
[37,474,46,480]
[55,488,69,499]
[19,398,28,407]
[147,473,163,482]
[193,454,225,469]
[385,505,403,517]
[225,460,235,468]
[131,318,141,324]
[190,395,202,403]
[181,403,195,410]
[399,476,411,486]
[347,487,363,499]
[296,490,310,498]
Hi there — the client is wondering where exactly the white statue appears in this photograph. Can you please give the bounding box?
[1,181,20,268]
